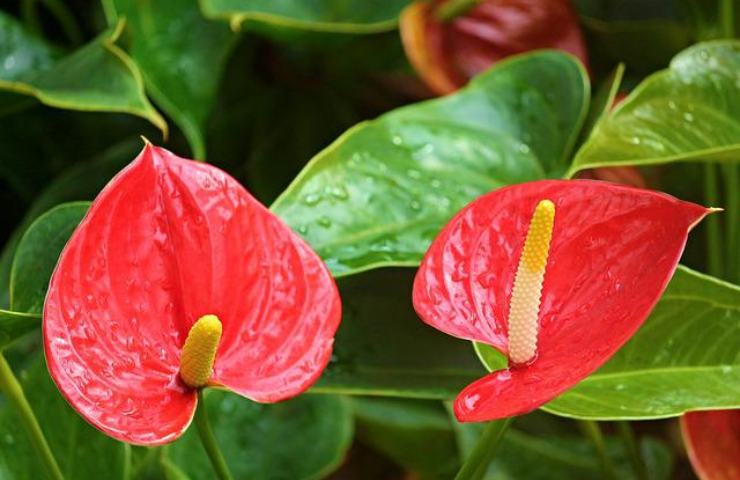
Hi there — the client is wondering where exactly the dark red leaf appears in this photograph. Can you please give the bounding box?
[682,410,740,480]
[401,0,589,95]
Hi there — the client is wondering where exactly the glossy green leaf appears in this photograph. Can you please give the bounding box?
[352,397,459,478]
[0,11,58,81]
[477,266,740,419]
[570,41,740,175]
[0,357,129,479]
[200,0,411,33]
[0,15,166,132]
[163,391,353,480]
[105,0,235,159]
[0,309,39,350]
[312,268,485,398]
[10,202,88,314]
[453,419,673,480]
[273,51,588,276]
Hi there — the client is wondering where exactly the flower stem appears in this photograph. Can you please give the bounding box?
[194,390,233,480]
[617,421,648,480]
[578,420,616,480]
[0,353,64,480]
[436,0,481,22]
[703,164,723,278]
[455,418,512,480]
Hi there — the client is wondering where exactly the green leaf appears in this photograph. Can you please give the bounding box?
[453,419,673,480]
[10,202,89,314]
[163,391,353,480]
[0,357,130,479]
[312,268,485,398]
[352,397,459,478]
[105,0,235,159]
[0,309,39,350]
[570,40,740,175]
[474,266,740,419]
[200,0,411,33]
[272,51,588,276]
[0,11,58,81]
[0,15,166,133]
[0,202,89,348]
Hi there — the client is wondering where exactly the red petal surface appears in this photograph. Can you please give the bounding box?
[682,410,740,480]
[401,0,589,95]
[44,144,341,444]
[412,180,709,421]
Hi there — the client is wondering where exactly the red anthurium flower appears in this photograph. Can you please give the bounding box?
[681,410,740,480]
[413,180,711,421]
[400,0,588,95]
[43,143,341,445]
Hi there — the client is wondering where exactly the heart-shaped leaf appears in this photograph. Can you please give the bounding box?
[272,51,588,276]
[163,390,353,479]
[0,14,165,132]
[0,357,129,479]
[540,266,740,419]
[104,0,236,159]
[200,0,412,33]
[570,41,740,175]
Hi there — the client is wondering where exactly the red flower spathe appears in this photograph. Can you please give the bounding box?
[681,410,740,480]
[43,144,341,445]
[412,180,710,421]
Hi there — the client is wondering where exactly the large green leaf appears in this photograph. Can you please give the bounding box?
[0,14,165,132]
[200,0,411,33]
[352,397,459,478]
[312,268,485,398]
[10,202,88,314]
[163,391,353,480]
[453,419,673,480]
[477,266,740,419]
[104,0,235,159]
[0,357,130,479]
[272,51,588,276]
[570,41,740,175]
